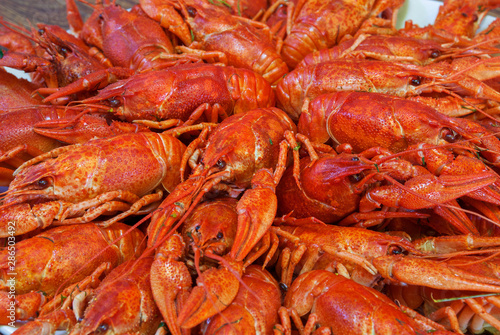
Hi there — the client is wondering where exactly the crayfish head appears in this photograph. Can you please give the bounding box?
[34,23,94,70]
[182,197,238,262]
[304,152,378,190]
[178,0,225,37]
[72,320,114,335]
[276,152,379,223]
[2,165,57,205]
[72,257,160,335]
[106,96,123,108]
[5,143,106,205]
[199,143,244,187]
[386,241,415,257]
[416,40,449,64]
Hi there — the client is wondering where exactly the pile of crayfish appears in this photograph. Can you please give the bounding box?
[5,0,500,333]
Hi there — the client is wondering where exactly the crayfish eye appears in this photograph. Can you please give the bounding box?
[351,156,359,162]
[37,178,49,188]
[60,47,68,56]
[349,173,362,183]
[186,6,197,17]
[216,159,226,169]
[195,225,200,232]
[388,245,407,255]
[391,248,402,255]
[410,76,422,86]
[108,98,120,107]
[442,128,461,143]
[279,282,288,292]
[96,322,109,333]
[38,28,45,35]
[464,13,478,22]
[216,232,223,240]
[430,50,440,58]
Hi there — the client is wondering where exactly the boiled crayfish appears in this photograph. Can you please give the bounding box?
[0,132,186,236]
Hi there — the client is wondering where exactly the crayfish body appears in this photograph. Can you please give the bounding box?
[0,132,186,236]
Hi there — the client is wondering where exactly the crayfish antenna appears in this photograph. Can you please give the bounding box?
[0,187,9,201]
[76,0,99,11]
[413,235,500,255]
[34,114,151,145]
[33,107,89,130]
[0,17,37,44]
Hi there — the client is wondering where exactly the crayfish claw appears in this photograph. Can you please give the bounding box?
[230,168,278,262]
[374,255,500,292]
[177,258,243,329]
[150,233,192,335]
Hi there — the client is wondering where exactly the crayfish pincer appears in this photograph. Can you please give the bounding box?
[201,265,282,334]
[150,197,239,335]
[0,132,186,236]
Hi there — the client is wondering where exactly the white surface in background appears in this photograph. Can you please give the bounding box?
[396,0,497,31]
[3,68,31,81]
[0,326,14,335]
[0,0,498,333]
